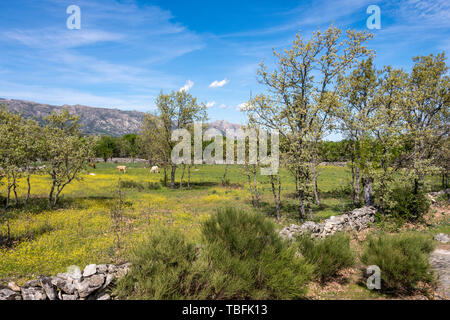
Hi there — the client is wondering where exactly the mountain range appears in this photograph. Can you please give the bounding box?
[0,98,241,136]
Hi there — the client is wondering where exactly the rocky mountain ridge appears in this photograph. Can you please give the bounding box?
[0,98,241,136]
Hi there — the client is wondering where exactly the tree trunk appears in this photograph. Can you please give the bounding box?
[170,165,176,189]
[312,164,320,205]
[163,166,168,187]
[253,165,260,205]
[298,190,305,221]
[6,175,11,209]
[187,165,191,189]
[12,172,18,205]
[53,183,68,207]
[222,164,229,186]
[354,166,361,205]
[48,181,56,208]
[180,164,186,191]
[53,190,60,207]
[363,176,374,206]
[26,168,31,203]
[245,164,257,207]
[270,175,281,222]
[413,178,419,195]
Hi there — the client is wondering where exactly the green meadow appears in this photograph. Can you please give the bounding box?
[0,163,356,280]
[0,162,447,300]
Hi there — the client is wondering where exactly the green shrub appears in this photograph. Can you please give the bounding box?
[115,208,314,300]
[119,180,161,191]
[146,182,161,190]
[384,187,430,222]
[201,208,313,299]
[296,233,355,282]
[361,232,435,294]
[120,180,144,191]
[113,228,203,299]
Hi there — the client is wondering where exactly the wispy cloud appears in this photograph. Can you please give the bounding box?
[206,101,216,108]
[209,79,229,88]
[0,0,205,109]
[2,29,123,49]
[179,80,194,92]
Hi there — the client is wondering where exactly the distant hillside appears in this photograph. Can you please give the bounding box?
[209,120,242,133]
[0,98,242,137]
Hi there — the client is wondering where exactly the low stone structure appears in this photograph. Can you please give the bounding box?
[0,263,130,301]
[280,206,377,240]
[94,158,148,164]
[427,189,450,204]
[434,233,450,244]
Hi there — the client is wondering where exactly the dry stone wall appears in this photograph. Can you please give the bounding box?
[0,263,130,300]
[280,206,377,240]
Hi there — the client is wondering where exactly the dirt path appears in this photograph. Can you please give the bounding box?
[430,246,450,299]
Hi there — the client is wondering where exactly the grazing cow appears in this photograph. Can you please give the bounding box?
[90,163,96,169]
[117,166,127,173]
[150,166,160,173]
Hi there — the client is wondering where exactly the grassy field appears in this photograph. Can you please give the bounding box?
[0,162,447,297]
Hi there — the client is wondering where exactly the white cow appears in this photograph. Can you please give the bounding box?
[150,166,160,173]
[117,166,127,173]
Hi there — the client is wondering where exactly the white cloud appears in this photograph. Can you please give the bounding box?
[237,102,250,111]
[209,79,229,88]
[179,80,194,92]
[206,101,216,108]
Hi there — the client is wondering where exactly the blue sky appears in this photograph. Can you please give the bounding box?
[0,0,448,126]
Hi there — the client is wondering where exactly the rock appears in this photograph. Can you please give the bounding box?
[51,277,76,294]
[430,248,450,298]
[97,264,108,274]
[39,276,58,300]
[61,293,79,300]
[21,286,47,300]
[116,263,131,278]
[1,262,129,301]
[83,264,97,277]
[89,274,106,288]
[434,233,450,244]
[0,288,22,300]
[280,206,377,239]
[24,279,40,287]
[107,264,117,273]
[96,293,111,300]
[100,274,115,291]
[77,274,105,298]
[7,282,21,292]
[67,265,82,280]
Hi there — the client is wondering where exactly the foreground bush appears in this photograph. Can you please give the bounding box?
[201,208,313,299]
[113,228,203,299]
[361,232,435,294]
[296,233,355,281]
[383,186,430,222]
[115,208,314,299]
